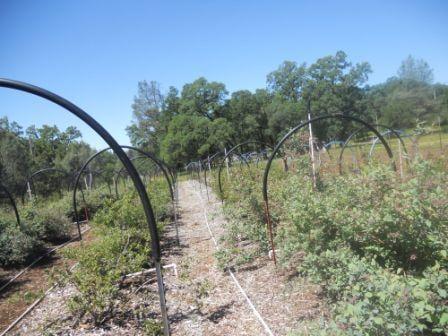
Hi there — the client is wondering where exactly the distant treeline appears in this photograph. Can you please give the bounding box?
[126,52,448,167]
[1,52,447,195]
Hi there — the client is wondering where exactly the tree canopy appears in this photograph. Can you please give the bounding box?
[126,51,448,167]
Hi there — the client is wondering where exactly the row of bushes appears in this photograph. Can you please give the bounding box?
[214,158,448,335]
[0,186,113,267]
[61,178,172,328]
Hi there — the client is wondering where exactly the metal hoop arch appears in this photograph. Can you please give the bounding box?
[0,78,170,335]
[22,167,72,202]
[262,114,395,264]
[73,146,174,237]
[338,124,409,175]
[113,155,164,198]
[217,141,274,197]
[0,182,21,227]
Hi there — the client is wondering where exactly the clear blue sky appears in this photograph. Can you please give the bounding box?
[1,0,447,149]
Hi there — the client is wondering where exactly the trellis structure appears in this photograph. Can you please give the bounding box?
[0,78,170,335]
[217,141,273,197]
[262,114,395,264]
[338,124,409,175]
[73,145,177,245]
[21,167,72,202]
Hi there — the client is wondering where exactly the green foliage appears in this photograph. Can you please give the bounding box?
[217,159,448,335]
[62,178,170,326]
[179,77,228,120]
[296,251,448,335]
[398,55,434,84]
[278,163,448,272]
[0,216,44,267]
[160,114,233,166]
[126,52,448,167]
[142,318,163,335]
[0,184,116,267]
[0,116,97,198]
[22,201,72,242]
[65,225,152,325]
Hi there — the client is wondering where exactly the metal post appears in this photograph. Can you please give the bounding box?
[84,176,89,190]
[155,262,170,336]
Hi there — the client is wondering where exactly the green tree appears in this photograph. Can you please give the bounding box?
[398,55,434,84]
[179,77,228,120]
[127,80,164,152]
[267,61,307,102]
[160,115,232,166]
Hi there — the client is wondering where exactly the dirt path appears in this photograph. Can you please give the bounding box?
[164,180,267,335]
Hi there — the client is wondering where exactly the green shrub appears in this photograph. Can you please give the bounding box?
[64,225,152,325]
[50,187,114,221]
[0,217,44,267]
[277,163,448,273]
[297,250,448,335]
[22,202,72,242]
[62,178,170,326]
[216,159,448,335]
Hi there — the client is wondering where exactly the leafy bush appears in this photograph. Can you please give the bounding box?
[0,217,44,267]
[22,202,72,242]
[216,159,448,334]
[296,249,448,335]
[278,163,448,272]
[50,186,114,222]
[65,226,152,325]
[62,177,170,326]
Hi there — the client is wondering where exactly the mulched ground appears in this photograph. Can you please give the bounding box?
[8,181,323,335]
[0,224,92,334]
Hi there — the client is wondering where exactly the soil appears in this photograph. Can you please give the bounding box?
[0,224,93,334]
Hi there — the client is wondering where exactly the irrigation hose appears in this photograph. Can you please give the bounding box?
[192,180,275,336]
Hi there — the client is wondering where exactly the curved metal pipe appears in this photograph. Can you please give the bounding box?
[262,114,394,264]
[338,124,409,175]
[113,155,161,198]
[22,167,72,202]
[73,146,174,239]
[0,78,170,335]
[0,183,21,227]
[217,141,273,197]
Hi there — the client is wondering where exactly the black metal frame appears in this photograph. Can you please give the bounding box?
[217,141,273,197]
[22,167,72,202]
[0,182,21,227]
[73,146,174,234]
[262,114,394,264]
[338,124,409,175]
[114,155,160,198]
[0,78,170,335]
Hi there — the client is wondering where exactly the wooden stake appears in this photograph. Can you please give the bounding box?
[308,112,317,189]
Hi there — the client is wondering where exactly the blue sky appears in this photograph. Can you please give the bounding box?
[0,0,447,149]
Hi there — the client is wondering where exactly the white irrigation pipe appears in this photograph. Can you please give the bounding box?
[192,181,275,336]
[123,263,178,279]
[0,222,90,294]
